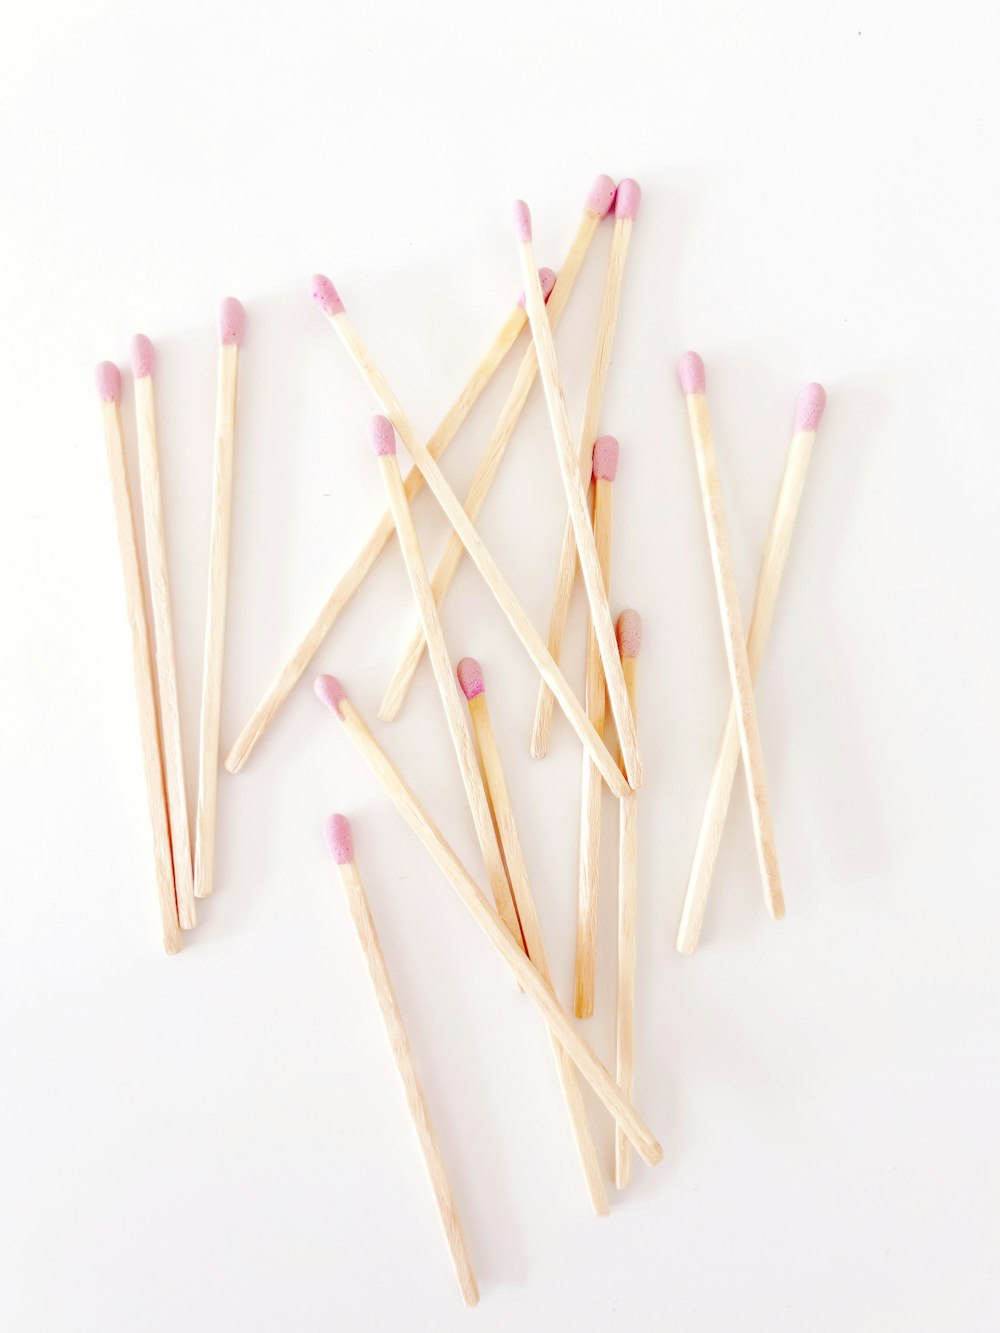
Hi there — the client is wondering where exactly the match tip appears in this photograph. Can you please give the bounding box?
[130,334,155,379]
[324,813,354,865]
[512,199,532,243]
[616,609,642,658]
[615,178,641,220]
[218,297,245,346]
[456,657,485,701]
[677,351,706,395]
[518,266,557,309]
[794,382,827,433]
[592,435,620,482]
[95,361,122,404]
[311,274,345,317]
[368,415,397,456]
[585,174,617,218]
[314,674,348,717]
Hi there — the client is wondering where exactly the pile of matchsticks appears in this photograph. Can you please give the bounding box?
[94,173,827,1305]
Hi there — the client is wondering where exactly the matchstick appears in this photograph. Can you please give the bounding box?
[677,384,826,954]
[194,298,244,898]
[532,180,641,757]
[678,352,784,920]
[324,814,479,1306]
[378,175,616,722]
[315,289,629,800]
[574,437,619,1019]
[514,200,641,790]
[456,657,608,1216]
[314,675,662,1166]
[131,335,196,930]
[95,363,180,954]
[371,418,524,947]
[614,611,641,1189]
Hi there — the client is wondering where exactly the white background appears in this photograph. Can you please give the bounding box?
[2,2,998,1329]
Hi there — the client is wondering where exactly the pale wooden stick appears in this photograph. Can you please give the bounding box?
[532,180,640,757]
[457,657,609,1216]
[678,353,784,920]
[131,338,196,929]
[194,300,243,898]
[315,677,662,1165]
[574,440,618,1018]
[373,424,523,946]
[95,364,180,954]
[318,304,630,801]
[677,385,826,953]
[613,611,641,1188]
[325,815,479,1306]
[514,201,642,790]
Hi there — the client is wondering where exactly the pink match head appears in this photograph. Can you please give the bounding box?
[512,200,532,243]
[677,351,706,395]
[615,179,641,220]
[368,415,397,456]
[311,274,345,317]
[592,435,620,482]
[314,674,348,717]
[794,382,827,433]
[324,813,354,865]
[616,609,642,659]
[585,174,617,218]
[95,361,122,404]
[456,657,485,700]
[218,297,245,346]
[518,267,556,309]
[130,334,155,379]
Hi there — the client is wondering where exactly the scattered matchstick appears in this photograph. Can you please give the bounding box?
[457,657,609,1216]
[315,675,662,1165]
[194,298,244,898]
[324,814,479,1306]
[614,610,641,1189]
[677,383,826,953]
[131,335,196,930]
[678,352,784,920]
[95,362,180,954]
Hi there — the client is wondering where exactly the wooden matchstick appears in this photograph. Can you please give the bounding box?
[532,180,641,757]
[314,675,662,1166]
[194,298,244,899]
[575,437,619,1019]
[314,287,629,801]
[324,815,479,1305]
[456,657,608,1216]
[614,611,641,1189]
[678,352,784,920]
[130,336,196,930]
[513,200,641,790]
[95,363,180,954]
[371,418,524,947]
[677,384,826,954]
[379,175,616,721]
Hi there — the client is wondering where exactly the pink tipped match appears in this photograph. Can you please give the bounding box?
[518,266,557,309]
[95,361,122,404]
[130,335,155,379]
[219,298,245,346]
[368,416,397,456]
[677,351,706,395]
[616,609,642,658]
[794,382,827,433]
[615,179,641,220]
[512,200,532,243]
[585,174,617,218]
[311,274,345,317]
[324,813,354,865]
[456,657,485,701]
[314,675,348,717]
[592,435,620,482]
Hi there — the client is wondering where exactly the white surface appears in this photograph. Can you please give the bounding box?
[2,2,999,1329]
